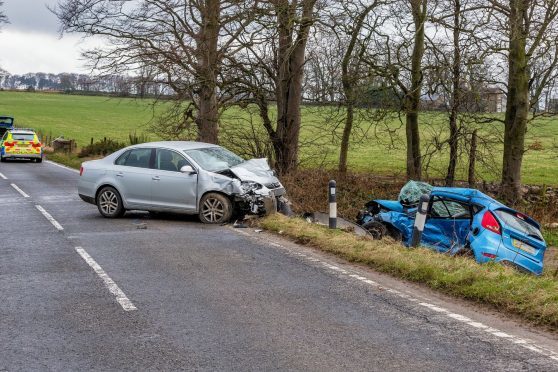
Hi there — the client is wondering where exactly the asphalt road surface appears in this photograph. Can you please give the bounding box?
[1,160,558,371]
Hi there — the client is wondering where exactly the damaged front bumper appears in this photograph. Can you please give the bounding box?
[235,187,287,216]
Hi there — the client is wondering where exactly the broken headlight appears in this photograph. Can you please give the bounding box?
[240,181,262,194]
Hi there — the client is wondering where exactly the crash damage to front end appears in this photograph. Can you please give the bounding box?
[209,158,289,217]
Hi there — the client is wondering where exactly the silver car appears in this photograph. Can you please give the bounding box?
[78,141,288,223]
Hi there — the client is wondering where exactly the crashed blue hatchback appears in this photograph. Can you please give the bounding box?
[357,182,547,275]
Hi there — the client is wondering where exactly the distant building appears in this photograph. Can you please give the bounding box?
[481,87,506,113]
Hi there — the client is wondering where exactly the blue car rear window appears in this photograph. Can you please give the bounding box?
[494,210,543,241]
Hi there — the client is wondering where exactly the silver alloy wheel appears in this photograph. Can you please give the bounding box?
[202,197,225,223]
[99,190,119,215]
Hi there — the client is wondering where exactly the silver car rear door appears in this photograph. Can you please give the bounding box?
[112,147,155,208]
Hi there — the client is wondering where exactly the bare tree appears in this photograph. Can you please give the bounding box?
[426,0,493,185]
[484,0,558,201]
[322,0,386,174]
[272,0,320,173]
[54,0,258,144]
[222,0,320,174]
[363,0,430,180]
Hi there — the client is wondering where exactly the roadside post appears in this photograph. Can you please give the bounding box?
[329,180,337,229]
[410,194,430,247]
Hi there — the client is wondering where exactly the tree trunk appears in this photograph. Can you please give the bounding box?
[501,0,529,203]
[339,104,353,174]
[339,32,355,175]
[445,0,461,187]
[468,129,477,187]
[274,0,316,174]
[195,0,220,144]
[406,0,427,180]
[338,4,376,174]
[197,84,219,144]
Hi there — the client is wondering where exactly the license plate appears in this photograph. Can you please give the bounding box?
[512,239,536,255]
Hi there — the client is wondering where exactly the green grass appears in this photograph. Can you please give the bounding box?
[0,91,161,145]
[2,91,558,185]
[44,152,90,169]
[261,214,558,330]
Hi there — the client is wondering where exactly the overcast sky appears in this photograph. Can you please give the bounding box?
[0,0,93,74]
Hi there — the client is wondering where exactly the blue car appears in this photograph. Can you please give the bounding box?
[357,186,547,275]
[0,116,14,138]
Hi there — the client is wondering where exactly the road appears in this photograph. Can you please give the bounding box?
[1,160,558,371]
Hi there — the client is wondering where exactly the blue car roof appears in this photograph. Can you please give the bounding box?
[431,187,505,207]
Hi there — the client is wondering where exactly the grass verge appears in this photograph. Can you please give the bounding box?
[261,214,558,331]
[44,152,98,169]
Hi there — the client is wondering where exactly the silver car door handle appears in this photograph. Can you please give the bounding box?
[116,172,124,177]
[152,176,160,181]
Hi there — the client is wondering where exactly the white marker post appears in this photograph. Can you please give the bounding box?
[329,180,337,229]
[411,194,430,247]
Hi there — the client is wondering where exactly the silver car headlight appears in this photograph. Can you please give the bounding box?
[241,181,262,193]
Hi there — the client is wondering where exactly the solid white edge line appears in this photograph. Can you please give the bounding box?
[35,205,64,231]
[45,160,80,174]
[75,247,137,311]
[0,172,7,180]
[232,229,558,362]
[11,183,30,198]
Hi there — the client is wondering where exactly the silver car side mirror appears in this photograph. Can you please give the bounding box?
[180,165,196,174]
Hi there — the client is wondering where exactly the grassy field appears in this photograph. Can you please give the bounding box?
[1,91,558,185]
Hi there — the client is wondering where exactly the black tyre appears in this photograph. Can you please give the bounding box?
[0,157,5,162]
[96,186,125,218]
[386,225,403,241]
[36,157,43,163]
[199,192,233,224]
[362,221,388,240]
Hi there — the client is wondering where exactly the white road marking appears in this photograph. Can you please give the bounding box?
[45,160,80,174]
[232,229,558,362]
[35,205,64,231]
[75,247,137,311]
[11,183,30,198]
[0,172,7,180]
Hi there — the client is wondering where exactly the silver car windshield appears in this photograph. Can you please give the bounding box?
[184,147,244,172]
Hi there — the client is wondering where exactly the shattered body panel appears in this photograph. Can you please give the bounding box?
[357,182,547,275]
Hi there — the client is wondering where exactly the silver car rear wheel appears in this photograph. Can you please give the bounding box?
[199,193,232,224]
[97,186,125,218]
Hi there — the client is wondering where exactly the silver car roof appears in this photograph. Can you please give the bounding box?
[130,141,219,151]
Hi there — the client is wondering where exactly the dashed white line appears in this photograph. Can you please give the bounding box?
[11,183,30,198]
[35,205,64,231]
[0,172,7,180]
[233,229,558,362]
[75,247,137,311]
[45,160,80,174]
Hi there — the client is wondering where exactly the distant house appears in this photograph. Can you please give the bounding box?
[460,86,506,113]
[481,87,506,113]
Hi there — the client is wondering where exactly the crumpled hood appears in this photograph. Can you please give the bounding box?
[230,158,280,185]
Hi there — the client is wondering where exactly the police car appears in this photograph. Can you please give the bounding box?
[0,129,43,163]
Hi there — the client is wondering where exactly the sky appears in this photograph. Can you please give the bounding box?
[0,0,95,74]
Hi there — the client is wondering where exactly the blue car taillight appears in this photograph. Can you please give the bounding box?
[481,211,501,235]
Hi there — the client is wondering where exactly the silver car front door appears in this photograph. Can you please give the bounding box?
[112,148,154,208]
[150,148,198,211]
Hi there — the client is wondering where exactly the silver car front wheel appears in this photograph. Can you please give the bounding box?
[97,186,125,218]
[199,193,232,224]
